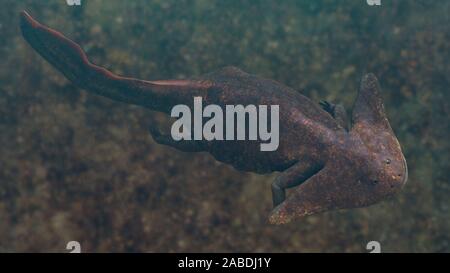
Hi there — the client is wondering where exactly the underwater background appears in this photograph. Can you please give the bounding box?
[0,0,448,252]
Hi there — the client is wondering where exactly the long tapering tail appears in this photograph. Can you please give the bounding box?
[20,11,211,113]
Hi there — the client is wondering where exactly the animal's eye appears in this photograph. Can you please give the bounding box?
[385,159,391,164]
[371,180,379,185]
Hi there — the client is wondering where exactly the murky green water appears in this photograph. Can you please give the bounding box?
[0,0,448,252]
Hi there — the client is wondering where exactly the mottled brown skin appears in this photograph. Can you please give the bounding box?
[20,11,408,224]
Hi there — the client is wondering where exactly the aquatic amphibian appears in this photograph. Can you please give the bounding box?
[20,11,408,224]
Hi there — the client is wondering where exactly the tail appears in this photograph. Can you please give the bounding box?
[20,11,211,113]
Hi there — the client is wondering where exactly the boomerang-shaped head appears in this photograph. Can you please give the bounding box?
[350,73,408,196]
[270,74,408,224]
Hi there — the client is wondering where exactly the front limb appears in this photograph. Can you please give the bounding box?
[270,165,337,224]
[271,161,322,207]
[319,101,349,131]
